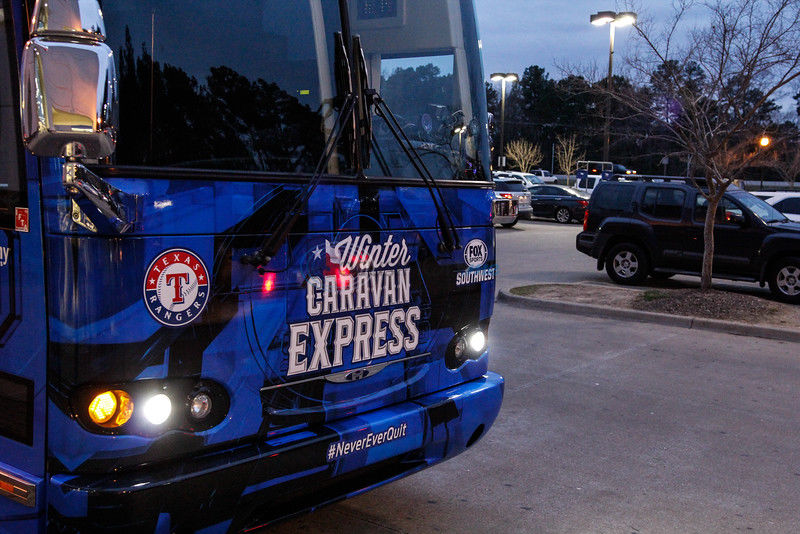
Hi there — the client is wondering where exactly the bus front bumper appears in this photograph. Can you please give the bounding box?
[48,372,504,533]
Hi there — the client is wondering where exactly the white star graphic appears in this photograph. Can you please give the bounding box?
[312,245,323,260]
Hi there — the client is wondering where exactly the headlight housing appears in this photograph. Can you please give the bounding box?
[74,379,229,436]
[446,326,488,370]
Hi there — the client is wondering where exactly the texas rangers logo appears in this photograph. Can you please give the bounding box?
[144,248,210,327]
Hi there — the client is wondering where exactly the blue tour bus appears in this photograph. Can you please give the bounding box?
[0,0,503,531]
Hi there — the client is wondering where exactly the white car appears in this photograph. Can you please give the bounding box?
[493,171,542,189]
[528,169,558,183]
[751,191,800,222]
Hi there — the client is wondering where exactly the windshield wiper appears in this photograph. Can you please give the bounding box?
[241,91,358,270]
[349,32,458,252]
[243,8,460,270]
[368,88,459,252]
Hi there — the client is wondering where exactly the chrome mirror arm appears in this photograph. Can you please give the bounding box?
[63,162,137,234]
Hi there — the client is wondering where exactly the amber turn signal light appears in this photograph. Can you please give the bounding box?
[88,390,134,427]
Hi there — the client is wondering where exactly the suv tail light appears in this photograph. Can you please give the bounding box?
[578,200,588,208]
[583,209,589,231]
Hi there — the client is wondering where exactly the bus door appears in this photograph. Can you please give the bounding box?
[0,0,47,528]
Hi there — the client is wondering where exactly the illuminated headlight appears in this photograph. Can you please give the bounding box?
[446,327,488,370]
[468,330,487,353]
[143,394,172,425]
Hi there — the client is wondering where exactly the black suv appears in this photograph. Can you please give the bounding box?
[576,180,800,303]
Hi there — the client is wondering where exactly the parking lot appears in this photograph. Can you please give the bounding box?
[273,219,800,533]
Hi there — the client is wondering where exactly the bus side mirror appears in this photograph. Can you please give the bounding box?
[20,0,118,160]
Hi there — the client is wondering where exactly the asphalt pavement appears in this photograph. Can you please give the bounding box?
[269,219,800,533]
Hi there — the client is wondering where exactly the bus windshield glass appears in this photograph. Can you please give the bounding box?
[101,0,491,181]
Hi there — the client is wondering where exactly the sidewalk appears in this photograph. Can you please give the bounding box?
[498,284,800,343]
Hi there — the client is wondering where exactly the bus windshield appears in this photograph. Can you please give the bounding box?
[101,0,491,181]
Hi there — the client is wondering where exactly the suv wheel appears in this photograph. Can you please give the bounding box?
[768,257,800,303]
[555,207,571,224]
[606,243,649,285]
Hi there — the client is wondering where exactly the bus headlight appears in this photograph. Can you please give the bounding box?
[468,330,486,353]
[446,327,488,369]
[189,392,213,420]
[75,379,229,435]
[142,394,172,425]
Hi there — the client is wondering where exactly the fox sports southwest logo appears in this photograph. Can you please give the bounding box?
[144,248,210,327]
[464,239,489,268]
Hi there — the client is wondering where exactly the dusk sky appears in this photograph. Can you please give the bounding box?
[475,1,799,112]
[475,1,689,82]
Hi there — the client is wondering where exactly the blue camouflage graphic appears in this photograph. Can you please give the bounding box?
[31,162,504,532]
[0,0,504,529]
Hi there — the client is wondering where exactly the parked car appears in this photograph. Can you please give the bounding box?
[576,180,800,302]
[612,163,637,177]
[749,191,800,222]
[493,178,532,222]
[493,171,544,188]
[574,161,614,194]
[573,174,602,194]
[492,193,519,227]
[528,169,558,183]
[528,184,590,223]
[751,192,775,201]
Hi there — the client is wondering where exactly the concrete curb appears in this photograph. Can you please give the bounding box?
[497,290,800,344]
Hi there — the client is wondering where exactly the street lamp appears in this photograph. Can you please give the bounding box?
[490,72,518,169]
[590,10,637,162]
[759,136,771,148]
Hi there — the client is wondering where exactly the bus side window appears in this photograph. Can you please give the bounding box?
[0,5,24,229]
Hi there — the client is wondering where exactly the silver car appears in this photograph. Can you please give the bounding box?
[493,178,532,224]
[492,193,519,227]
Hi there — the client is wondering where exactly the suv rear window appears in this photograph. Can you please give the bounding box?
[592,184,634,211]
[494,180,526,192]
[641,188,685,220]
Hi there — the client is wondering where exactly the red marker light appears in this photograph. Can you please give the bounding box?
[337,268,351,289]
[262,272,276,293]
[500,193,513,199]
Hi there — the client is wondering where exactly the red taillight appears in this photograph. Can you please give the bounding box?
[578,200,588,207]
[261,272,277,293]
[583,209,590,231]
[500,193,513,199]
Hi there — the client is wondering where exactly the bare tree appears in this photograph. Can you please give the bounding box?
[763,137,800,189]
[506,139,543,173]
[607,0,800,289]
[555,134,584,184]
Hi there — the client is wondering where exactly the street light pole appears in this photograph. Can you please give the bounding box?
[500,77,508,168]
[604,22,615,162]
[591,11,636,163]
[490,72,518,169]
